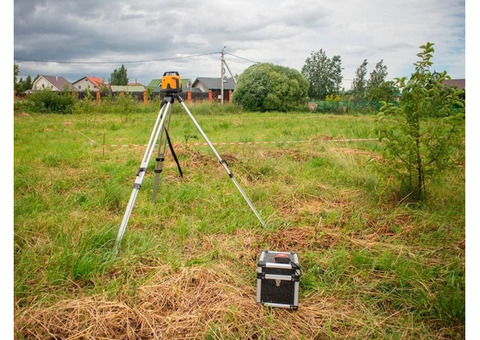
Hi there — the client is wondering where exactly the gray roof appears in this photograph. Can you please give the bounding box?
[443,79,465,90]
[40,75,76,91]
[110,85,146,92]
[192,77,236,91]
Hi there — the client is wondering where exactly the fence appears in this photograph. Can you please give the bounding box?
[14,89,232,104]
[312,100,384,113]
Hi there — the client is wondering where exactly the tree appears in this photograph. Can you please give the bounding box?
[14,63,19,87]
[24,75,32,91]
[376,43,464,201]
[301,49,342,99]
[233,63,309,112]
[110,64,128,85]
[15,74,33,93]
[14,64,33,93]
[15,78,22,92]
[368,60,387,88]
[366,60,397,104]
[352,59,368,100]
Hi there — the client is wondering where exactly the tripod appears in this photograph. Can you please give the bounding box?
[113,93,265,254]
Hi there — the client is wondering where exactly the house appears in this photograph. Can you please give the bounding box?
[128,80,144,86]
[72,76,107,92]
[192,77,236,100]
[32,75,76,91]
[147,79,161,89]
[443,79,465,90]
[192,77,236,92]
[110,85,146,92]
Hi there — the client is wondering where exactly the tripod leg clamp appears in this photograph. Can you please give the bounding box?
[136,167,146,176]
[220,160,234,178]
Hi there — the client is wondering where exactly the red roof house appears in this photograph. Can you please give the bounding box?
[72,76,108,91]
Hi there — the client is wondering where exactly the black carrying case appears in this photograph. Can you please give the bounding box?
[256,250,301,309]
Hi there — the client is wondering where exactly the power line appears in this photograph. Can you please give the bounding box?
[14,52,221,65]
[225,53,259,64]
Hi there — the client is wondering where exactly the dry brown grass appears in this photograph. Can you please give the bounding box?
[15,218,428,339]
[15,263,366,339]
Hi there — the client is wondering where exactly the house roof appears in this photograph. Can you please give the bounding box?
[192,77,236,91]
[39,75,76,91]
[86,76,105,88]
[443,79,465,90]
[73,76,106,89]
[110,85,146,92]
[147,79,161,88]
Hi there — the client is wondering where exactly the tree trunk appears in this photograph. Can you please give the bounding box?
[416,135,424,200]
[414,102,424,200]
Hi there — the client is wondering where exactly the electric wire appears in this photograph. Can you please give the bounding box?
[14,51,260,66]
[14,52,221,65]
[225,52,259,64]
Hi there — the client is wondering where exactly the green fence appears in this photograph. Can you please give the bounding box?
[312,100,384,113]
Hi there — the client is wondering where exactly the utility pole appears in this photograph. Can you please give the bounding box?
[220,46,239,105]
[220,46,226,104]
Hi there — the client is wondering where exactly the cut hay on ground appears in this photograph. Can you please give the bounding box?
[15,264,363,339]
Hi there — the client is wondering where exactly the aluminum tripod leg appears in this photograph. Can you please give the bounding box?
[114,100,172,254]
[176,95,266,227]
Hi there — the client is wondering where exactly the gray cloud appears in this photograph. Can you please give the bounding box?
[14,0,465,87]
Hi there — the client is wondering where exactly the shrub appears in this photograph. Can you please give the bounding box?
[28,89,76,113]
[376,43,465,201]
[233,63,309,112]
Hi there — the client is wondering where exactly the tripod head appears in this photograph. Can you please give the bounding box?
[161,71,182,94]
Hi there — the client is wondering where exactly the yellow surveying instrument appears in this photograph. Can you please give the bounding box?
[113,71,265,254]
[161,71,182,93]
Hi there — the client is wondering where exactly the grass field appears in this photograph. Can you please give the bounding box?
[14,103,465,339]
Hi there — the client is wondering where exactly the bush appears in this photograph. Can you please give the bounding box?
[233,63,309,112]
[73,92,159,115]
[376,43,465,201]
[28,89,76,113]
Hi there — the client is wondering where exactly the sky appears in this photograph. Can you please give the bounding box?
[13,0,465,89]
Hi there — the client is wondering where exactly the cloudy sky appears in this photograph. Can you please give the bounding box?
[14,0,465,88]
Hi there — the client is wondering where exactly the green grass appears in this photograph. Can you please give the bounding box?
[14,103,464,338]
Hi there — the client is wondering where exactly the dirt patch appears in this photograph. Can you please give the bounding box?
[179,148,238,169]
[181,149,216,170]
[221,153,238,165]
[259,148,323,162]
